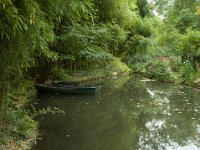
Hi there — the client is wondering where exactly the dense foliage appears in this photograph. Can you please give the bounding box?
[1,0,200,148]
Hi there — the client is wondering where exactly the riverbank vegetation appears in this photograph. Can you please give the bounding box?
[1,0,200,148]
[0,81,37,150]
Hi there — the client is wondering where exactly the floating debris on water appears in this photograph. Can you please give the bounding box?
[66,135,70,138]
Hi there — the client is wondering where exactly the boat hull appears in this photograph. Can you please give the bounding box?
[35,84,101,94]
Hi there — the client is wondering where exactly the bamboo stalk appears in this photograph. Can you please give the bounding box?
[70,60,73,71]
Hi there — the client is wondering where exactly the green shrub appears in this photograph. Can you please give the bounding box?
[177,29,200,71]
[168,56,181,72]
[51,67,71,81]
[107,58,131,73]
[176,61,196,84]
[128,53,153,74]
[12,80,36,99]
[146,61,172,81]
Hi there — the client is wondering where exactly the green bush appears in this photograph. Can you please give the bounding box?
[176,61,196,84]
[51,67,71,81]
[12,80,36,98]
[146,61,172,81]
[107,58,131,73]
[177,29,200,71]
[128,53,153,74]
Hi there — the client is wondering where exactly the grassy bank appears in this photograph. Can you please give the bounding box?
[0,81,38,150]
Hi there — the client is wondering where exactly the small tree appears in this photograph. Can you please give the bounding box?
[177,29,200,71]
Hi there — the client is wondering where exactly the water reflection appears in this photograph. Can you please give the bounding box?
[33,76,200,150]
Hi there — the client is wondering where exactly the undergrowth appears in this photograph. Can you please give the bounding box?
[0,80,37,150]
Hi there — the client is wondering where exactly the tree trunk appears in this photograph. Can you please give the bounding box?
[193,56,200,71]
[37,61,54,83]
[0,79,7,133]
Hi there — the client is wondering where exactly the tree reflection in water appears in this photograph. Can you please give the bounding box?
[33,76,200,150]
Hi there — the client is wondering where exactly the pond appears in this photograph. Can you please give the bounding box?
[32,76,200,150]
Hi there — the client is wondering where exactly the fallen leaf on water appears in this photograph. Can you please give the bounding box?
[66,135,70,138]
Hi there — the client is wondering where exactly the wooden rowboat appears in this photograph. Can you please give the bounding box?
[35,83,102,94]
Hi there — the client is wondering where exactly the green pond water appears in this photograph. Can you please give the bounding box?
[32,76,200,150]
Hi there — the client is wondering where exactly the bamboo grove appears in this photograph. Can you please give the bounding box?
[0,0,153,130]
